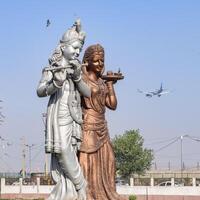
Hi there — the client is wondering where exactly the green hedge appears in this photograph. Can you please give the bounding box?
[129,194,137,200]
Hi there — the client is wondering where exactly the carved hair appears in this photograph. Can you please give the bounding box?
[82,44,104,74]
[48,44,63,66]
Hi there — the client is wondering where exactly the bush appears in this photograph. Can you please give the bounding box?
[129,194,137,200]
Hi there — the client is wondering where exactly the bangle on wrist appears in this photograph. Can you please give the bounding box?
[53,80,63,88]
[73,75,82,83]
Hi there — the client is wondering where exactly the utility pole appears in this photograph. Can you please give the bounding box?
[154,162,157,170]
[197,162,200,170]
[42,112,48,176]
[168,161,171,171]
[183,162,186,170]
[25,144,35,175]
[21,137,26,179]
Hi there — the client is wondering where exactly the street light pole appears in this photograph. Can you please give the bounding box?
[180,134,189,183]
[180,135,183,183]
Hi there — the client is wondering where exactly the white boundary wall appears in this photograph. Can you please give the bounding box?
[117,186,200,196]
[1,178,200,196]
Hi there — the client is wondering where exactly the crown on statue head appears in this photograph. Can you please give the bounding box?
[60,19,86,45]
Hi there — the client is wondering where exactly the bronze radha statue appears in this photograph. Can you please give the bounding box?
[79,44,127,200]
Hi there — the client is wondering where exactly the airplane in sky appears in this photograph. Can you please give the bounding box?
[137,83,170,98]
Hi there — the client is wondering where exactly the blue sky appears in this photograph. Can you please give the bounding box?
[0,0,200,172]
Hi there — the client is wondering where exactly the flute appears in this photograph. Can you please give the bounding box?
[43,63,88,71]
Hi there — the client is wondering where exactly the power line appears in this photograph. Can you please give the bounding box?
[186,135,200,142]
[145,136,179,146]
[153,134,200,153]
[31,146,44,162]
[153,134,200,171]
[154,137,180,153]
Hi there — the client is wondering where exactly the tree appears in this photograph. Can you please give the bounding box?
[112,129,153,178]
